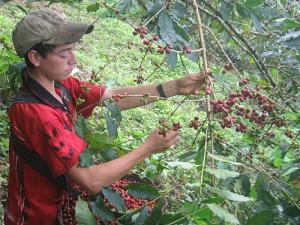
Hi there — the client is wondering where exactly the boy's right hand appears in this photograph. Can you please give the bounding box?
[143,129,179,154]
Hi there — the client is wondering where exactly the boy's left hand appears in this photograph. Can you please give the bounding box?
[175,72,206,95]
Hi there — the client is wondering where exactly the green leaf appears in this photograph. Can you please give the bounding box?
[75,116,90,139]
[160,213,188,225]
[244,0,264,9]
[255,174,277,207]
[273,148,283,168]
[178,151,198,161]
[236,3,249,18]
[102,187,126,213]
[220,0,233,19]
[255,7,281,18]
[126,183,160,200]
[166,51,177,69]
[91,196,115,222]
[207,203,239,224]
[251,13,264,33]
[87,3,100,12]
[104,100,122,138]
[166,161,195,169]
[135,206,149,225]
[245,210,275,225]
[102,148,118,161]
[284,111,300,123]
[203,197,223,204]
[86,132,113,152]
[206,168,239,179]
[233,175,251,196]
[214,188,254,202]
[117,0,132,13]
[170,2,188,19]
[276,31,300,49]
[207,152,242,166]
[279,18,300,31]
[214,139,226,155]
[190,207,212,221]
[172,20,189,43]
[75,197,97,225]
[79,148,94,167]
[283,206,300,217]
[158,11,187,45]
[144,200,163,225]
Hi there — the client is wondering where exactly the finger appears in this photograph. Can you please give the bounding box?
[169,135,180,146]
[167,130,179,138]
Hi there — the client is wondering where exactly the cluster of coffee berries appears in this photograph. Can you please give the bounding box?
[60,192,78,225]
[285,129,294,139]
[60,185,95,225]
[112,93,127,101]
[172,122,182,131]
[235,122,247,133]
[134,75,144,84]
[158,118,169,137]
[209,78,283,133]
[109,179,156,210]
[158,118,182,136]
[182,45,193,54]
[133,26,148,38]
[272,117,286,127]
[157,44,173,54]
[205,88,213,95]
[223,63,233,74]
[239,77,250,86]
[189,116,201,129]
[132,26,195,56]
[221,116,236,128]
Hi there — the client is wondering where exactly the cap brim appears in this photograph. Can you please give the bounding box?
[45,22,94,45]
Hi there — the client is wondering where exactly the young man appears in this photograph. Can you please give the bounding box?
[4,9,205,225]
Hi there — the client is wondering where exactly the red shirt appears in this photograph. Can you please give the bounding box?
[4,71,106,225]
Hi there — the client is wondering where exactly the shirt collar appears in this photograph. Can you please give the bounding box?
[22,68,66,110]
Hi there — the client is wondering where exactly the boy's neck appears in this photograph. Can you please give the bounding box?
[28,68,63,103]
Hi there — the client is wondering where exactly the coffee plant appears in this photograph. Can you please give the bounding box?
[1,0,300,225]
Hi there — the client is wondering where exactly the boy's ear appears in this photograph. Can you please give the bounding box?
[27,50,41,67]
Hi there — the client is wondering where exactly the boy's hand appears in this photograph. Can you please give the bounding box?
[175,72,206,95]
[143,129,179,154]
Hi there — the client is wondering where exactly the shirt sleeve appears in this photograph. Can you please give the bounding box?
[9,104,87,177]
[60,76,106,117]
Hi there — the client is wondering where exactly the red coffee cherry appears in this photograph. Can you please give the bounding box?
[152,35,159,41]
[224,63,233,71]
[143,39,151,46]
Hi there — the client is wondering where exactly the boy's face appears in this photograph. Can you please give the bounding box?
[37,43,77,81]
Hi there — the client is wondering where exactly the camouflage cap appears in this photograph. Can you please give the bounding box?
[12,8,94,57]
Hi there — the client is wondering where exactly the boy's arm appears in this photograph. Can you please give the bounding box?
[68,129,179,194]
[101,72,205,110]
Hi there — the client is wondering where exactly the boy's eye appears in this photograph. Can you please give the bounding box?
[59,53,68,58]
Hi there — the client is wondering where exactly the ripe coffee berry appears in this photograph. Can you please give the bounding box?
[152,35,159,41]
[224,63,233,71]
[143,39,151,46]
[134,75,144,84]
[189,117,200,130]
[205,68,212,76]
[165,47,172,54]
[157,48,165,54]
[172,122,182,131]
[205,88,213,95]
[285,130,294,139]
